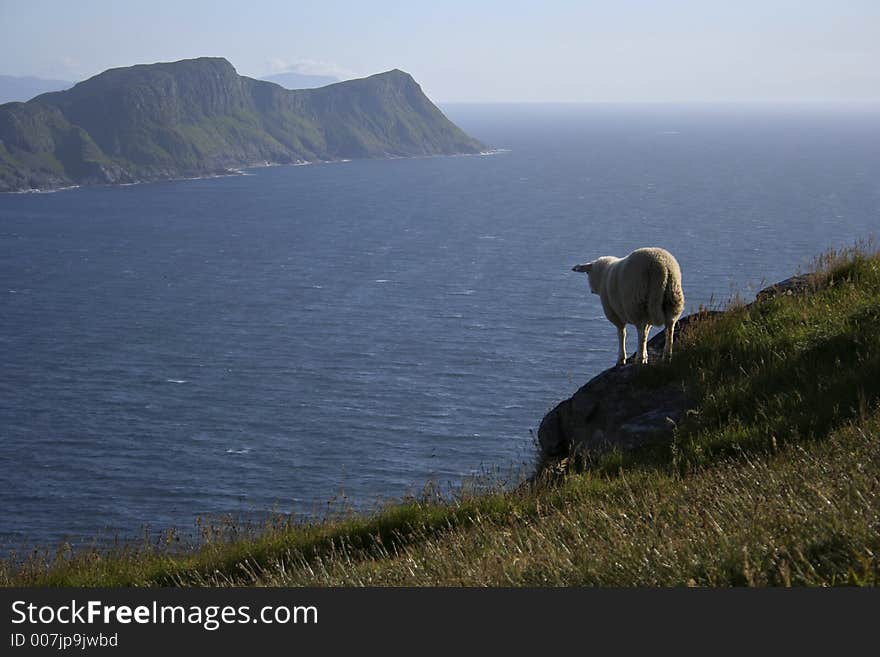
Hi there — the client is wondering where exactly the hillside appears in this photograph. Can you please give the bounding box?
[2,243,878,586]
[0,57,484,192]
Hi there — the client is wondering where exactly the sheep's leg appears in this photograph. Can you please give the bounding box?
[664,320,676,361]
[616,325,627,366]
[637,324,649,365]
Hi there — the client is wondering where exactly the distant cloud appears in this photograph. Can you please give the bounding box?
[263,56,355,80]
[57,55,85,78]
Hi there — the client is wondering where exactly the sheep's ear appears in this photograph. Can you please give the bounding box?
[572,262,592,273]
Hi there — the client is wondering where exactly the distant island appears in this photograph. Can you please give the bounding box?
[0,74,72,104]
[0,57,485,192]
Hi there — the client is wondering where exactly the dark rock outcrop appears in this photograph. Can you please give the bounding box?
[538,362,689,458]
[537,311,716,459]
[753,274,814,303]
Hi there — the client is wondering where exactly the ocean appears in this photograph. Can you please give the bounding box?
[1,103,878,552]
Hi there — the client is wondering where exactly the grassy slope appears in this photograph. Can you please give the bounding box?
[3,245,879,587]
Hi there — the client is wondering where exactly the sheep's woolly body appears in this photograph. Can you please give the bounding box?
[574,247,684,365]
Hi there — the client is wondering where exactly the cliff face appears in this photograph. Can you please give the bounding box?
[0,58,485,192]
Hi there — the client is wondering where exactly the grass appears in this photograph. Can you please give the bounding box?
[2,241,879,587]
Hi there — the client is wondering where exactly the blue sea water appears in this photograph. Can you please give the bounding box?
[1,104,879,552]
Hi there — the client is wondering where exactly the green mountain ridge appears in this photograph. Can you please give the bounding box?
[0,57,485,192]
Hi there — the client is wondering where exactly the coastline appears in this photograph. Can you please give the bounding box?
[0,150,509,196]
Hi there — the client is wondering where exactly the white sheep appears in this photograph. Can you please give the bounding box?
[572,247,684,365]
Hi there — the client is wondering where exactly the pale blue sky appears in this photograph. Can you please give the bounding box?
[2,0,879,102]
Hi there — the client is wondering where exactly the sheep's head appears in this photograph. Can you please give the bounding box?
[572,258,612,294]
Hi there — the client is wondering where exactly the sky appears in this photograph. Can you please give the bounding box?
[2,0,879,103]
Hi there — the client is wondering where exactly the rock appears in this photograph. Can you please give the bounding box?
[754,274,814,303]
[537,310,719,460]
[537,362,690,457]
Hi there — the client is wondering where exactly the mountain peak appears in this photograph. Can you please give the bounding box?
[372,68,416,83]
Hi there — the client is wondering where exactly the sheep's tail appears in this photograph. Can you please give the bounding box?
[649,263,684,326]
[661,266,685,323]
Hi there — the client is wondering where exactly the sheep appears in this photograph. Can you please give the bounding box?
[572,247,684,366]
